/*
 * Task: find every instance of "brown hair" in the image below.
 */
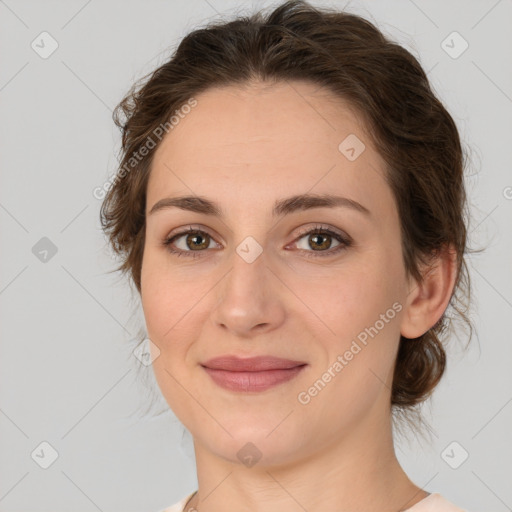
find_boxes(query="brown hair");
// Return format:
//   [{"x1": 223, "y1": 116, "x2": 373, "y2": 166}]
[{"x1": 100, "y1": 0, "x2": 478, "y2": 429}]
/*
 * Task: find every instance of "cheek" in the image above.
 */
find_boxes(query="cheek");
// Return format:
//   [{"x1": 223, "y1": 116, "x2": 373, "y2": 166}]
[
  {"x1": 140, "y1": 269, "x2": 169, "y2": 339},
  {"x1": 141, "y1": 248, "x2": 183, "y2": 327},
  {"x1": 140, "y1": 252, "x2": 211, "y2": 357},
  {"x1": 299, "y1": 307, "x2": 401, "y2": 438},
  {"x1": 296, "y1": 255, "x2": 403, "y2": 390},
  {"x1": 141, "y1": 253, "x2": 183, "y2": 352},
  {"x1": 291, "y1": 258, "x2": 397, "y2": 343},
  {"x1": 141, "y1": 259, "x2": 197, "y2": 414}
]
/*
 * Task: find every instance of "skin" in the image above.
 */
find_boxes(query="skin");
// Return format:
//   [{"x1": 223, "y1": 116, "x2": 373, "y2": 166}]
[{"x1": 140, "y1": 80, "x2": 457, "y2": 512}]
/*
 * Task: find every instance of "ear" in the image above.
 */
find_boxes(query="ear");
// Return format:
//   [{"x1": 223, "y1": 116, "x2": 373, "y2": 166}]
[{"x1": 400, "y1": 244, "x2": 458, "y2": 339}]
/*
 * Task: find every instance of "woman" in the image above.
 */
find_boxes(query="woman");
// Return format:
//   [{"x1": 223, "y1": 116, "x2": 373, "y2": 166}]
[{"x1": 100, "y1": 1, "x2": 474, "y2": 510}]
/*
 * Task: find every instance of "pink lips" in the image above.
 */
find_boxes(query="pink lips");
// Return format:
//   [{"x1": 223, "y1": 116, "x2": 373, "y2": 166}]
[{"x1": 201, "y1": 355, "x2": 307, "y2": 392}]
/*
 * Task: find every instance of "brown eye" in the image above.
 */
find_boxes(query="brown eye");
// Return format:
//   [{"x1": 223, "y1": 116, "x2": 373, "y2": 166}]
[
  {"x1": 162, "y1": 224, "x2": 351, "y2": 259},
  {"x1": 303, "y1": 232, "x2": 335, "y2": 251},
  {"x1": 163, "y1": 228, "x2": 218, "y2": 258},
  {"x1": 293, "y1": 226, "x2": 351, "y2": 258},
  {"x1": 183, "y1": 231, "x2": 210, "y2": 250}
]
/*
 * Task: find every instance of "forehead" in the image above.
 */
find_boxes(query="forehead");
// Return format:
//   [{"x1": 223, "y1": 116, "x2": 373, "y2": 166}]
[
  {"x1": 147, "y1": 81, "x2": 393, "y2": 220},
  {"x1": 155, "y1": 80, "x2": 371, "y2": 163}
]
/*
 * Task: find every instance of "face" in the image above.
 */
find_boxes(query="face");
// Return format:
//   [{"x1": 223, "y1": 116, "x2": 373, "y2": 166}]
[{"x1": 141, "y1": 80, "x2": 412, "y2": 466}]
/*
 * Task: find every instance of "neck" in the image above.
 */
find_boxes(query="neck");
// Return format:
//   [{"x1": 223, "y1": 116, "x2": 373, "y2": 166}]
[{"x1": 185, "y1": 403, "x2": 428, "y2": 512}]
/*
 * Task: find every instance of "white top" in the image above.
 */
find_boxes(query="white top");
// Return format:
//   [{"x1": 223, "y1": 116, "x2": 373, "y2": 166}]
[{"x1": 158, "y1": 491, "x2": 469, "y2": 512}]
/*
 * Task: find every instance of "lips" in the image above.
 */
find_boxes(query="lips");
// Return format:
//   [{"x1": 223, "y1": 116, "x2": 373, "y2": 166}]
[
  {"x1": 201, "y1": 355, "x2": 307, "y2": 392},
  {"x1": 202, "y1": 355, "x2": 306, "y2": 372}
]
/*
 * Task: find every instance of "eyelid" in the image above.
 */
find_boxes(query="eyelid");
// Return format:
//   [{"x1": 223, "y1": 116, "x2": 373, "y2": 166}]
[
  {"x1": 164, "y1": 223, "x2": 348, "y2": 243},
  {"x1": 163, "y1": 223, "x2": 352, "y2": 257},
  {"x1": 165, "y1": 224, "x2": 222, "y2": 244},
  {"x1": 291, "y1": 223, "x2": 351, "y2": 245},
  {"x1": 163, "y1": 224, "x2": 222, "y2": 255}
]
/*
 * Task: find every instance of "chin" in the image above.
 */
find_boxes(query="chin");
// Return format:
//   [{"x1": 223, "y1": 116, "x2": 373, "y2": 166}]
[{"x1": 195, "y1": 421, "x2": 308, "y2": 470}]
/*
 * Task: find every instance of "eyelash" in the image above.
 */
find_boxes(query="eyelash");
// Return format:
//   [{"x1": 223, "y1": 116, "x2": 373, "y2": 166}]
[{"x1": 162, "y1": 224, "x2": 352, "y2": 260}]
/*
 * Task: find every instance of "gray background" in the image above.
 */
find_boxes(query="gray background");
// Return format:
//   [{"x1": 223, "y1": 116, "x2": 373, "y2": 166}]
[{"x1": 1, "y1": 1, "x2": 511, "y2": 511}]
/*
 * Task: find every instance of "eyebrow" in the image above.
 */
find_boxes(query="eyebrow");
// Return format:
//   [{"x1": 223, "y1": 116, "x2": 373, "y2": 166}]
[{"x1": 148, "y1": 193, "x2": 371, "y2": 218}]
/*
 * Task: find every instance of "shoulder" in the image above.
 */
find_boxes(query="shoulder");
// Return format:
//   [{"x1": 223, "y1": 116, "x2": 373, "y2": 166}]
[
  {"x1": 406, "y1": 492, "x2": 469, "y2": 512},
  {"x1": 157, "y1": 491, "x2": 197, "y2": 512}
]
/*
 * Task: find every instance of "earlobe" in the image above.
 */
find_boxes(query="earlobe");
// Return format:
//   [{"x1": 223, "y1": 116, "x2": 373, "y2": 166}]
[{"x1": 400, "y1": 244, "x2": 458, "y2": 339}]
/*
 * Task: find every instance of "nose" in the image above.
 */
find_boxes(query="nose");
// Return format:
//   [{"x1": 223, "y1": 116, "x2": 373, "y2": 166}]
[{"x1": 210, "y1": 246, "x2": 286, "y2": 338}]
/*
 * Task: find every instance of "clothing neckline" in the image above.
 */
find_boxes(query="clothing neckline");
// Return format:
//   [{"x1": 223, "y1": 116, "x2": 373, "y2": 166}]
[
  {"x1": 178, "y1": 490, "x2": 436, "y2": 512},
  {"x1": 403, "y1": 491, "x2": 433, "y2": 511}
]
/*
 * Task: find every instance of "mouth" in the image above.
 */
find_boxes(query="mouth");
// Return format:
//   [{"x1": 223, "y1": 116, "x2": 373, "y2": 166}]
[{"x1": 201, "y1": 355, "x2": 307, "y2": 392}]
